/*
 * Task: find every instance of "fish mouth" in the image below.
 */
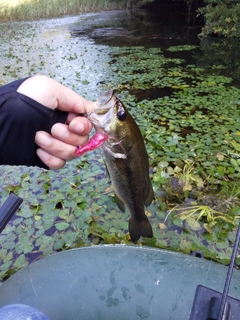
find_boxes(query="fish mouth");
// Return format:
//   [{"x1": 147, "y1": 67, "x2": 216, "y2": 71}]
[
  {"x1": 87, "y1": 96, "x2": 117, "y2": 132},
  {"x1": 87, "y1": 111, "x2": 105, "y2": 132},
  {"x1": 79, "y1": 90, "x2": 114, "y2": 122},
  {"x1": 79, "y1": 91, "x2": 127, "y2": 159},
  {"x1": 95, "y1": 90, "x2": 114, "y2": 108},
  {"x1": 79, "y1": 110, "x2": 106, "y2": 131}
]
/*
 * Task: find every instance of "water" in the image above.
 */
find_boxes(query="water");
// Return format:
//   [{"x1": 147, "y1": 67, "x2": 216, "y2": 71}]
[
  {"x1": 70, "y1": 8, "x2": 201, "y2": 49},
  {"x1": 0, "y1": 6, "x2": 239, "y2": 279}
]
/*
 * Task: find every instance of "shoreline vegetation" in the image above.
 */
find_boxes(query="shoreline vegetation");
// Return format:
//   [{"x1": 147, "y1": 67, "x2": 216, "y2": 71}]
[{"x1": 0, "y1": 0, "x2": 128, "y2": 21}]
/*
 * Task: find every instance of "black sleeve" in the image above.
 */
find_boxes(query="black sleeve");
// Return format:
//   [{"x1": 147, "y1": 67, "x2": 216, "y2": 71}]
[{"x1": 0, "y1": 78, "x2": 68, "y2": 169}]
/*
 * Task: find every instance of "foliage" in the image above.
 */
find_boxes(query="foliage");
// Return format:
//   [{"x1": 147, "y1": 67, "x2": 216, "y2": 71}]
[
  {"x1": 0, "y1": 0, "x2": 126, "y2": 21},
  {"x1": 198, "y1": 0, "x2": 240, "y2": 38},
  {"x1": 195, "y1": 36, "x2": 240, "y2": 83},
  {"x1": 166, "y1": 203, "x2": 240, "y2": 234},
  {"x1": 0, "y1": 13, "x2": 240, "y2": 280},
  {"x1": 0, "y1": 0, "x2": 155, "y2": 21}
]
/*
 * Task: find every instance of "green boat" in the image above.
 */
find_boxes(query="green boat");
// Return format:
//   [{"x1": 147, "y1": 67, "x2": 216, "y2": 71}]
[{"x1": 0, "y1": 244, "x2": 240, "y2": 319}]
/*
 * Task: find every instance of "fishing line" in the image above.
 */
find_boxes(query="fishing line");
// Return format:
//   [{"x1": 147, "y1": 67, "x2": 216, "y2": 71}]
[
  {"x1": 207, "y1": 216, "x2": 238, "y2": 319},
  {"x1": 206, "y1": 218, "x2": 225, "y2": 278},
  {"x1": 218, "y1": 220, "x2": 240, "y2": 320},
  {"x1": 189, "y1": 213, "x2": 240, "y2": 320},
  {"x1": 194, "y1": 218, "x2": 226, "y2": 314}
]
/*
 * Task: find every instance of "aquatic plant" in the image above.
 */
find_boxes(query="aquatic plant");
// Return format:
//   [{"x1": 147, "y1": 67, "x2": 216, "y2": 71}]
[
  {"x1": 166, "y1": 203, "x2": 239, "y2": 234},
  {"x1": 0, "y1": 17, "x2": 240, "y2": 280}
]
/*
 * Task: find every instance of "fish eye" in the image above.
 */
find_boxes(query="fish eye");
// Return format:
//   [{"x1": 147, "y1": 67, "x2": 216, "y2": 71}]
[{"x1": 117, "y1": 109, "x2": 126, "y2": 121}]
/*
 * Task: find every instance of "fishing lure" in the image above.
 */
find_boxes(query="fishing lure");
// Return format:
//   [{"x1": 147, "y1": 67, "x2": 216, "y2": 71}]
[{"x1": 74, "y1": 132, "x2": 108, "y2": 156}]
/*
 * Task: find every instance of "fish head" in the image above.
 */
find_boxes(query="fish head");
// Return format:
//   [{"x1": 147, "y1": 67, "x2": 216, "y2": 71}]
[
  {"x1": 88, "y1": 91, "x2": 133, "y2": 159},
  {"x1": 88, "y1": 91, "x2": 128, "y2": 136}
]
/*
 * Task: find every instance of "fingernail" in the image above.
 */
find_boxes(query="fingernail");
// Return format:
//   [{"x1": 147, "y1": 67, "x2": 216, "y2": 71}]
[
  {"x1": 69, "y1": 120, "x2": 85, "y2": 134},
  {"x1": 35, "y1": 132, "x2": 51, "y2": 147},
  {"x1": 52, "y1": 124, "x2": 69, "y2": 139},
  {"x1": 86, "y1": 101, "x2": 96, "y2": 112},
  {"x1": 36, "y1": 148, "x2": 50, "y2": 162}
]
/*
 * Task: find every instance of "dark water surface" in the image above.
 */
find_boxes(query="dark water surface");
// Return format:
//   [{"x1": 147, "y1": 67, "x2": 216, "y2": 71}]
[
  {"x1": 69, "y1": 7, "x2": 240, "y2": 88},
  {"x1": 68, "y1": 7, "x2": 202, "y2": 104},
  {"x1": 70, "y1": 6, "x2": 201, "y2": 46}
]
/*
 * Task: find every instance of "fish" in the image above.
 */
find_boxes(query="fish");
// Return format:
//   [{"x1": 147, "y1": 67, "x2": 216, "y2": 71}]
[{"x1": 75, "y1": 91, "x2": 154, "y2": 242}]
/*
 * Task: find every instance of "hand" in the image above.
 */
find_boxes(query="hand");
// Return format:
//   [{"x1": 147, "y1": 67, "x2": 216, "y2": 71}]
[{"x1": 17, "y1": 75, "x2": 95, "y2": 169}]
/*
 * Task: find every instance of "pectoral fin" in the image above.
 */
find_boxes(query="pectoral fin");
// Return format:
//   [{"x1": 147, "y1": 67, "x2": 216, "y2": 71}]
[
  {"x1": 114, "y1": 193, "x2": 125, "y2": 212},
  {"x1": 144, "y1": 184, "x2": 154, "y2": 207}
]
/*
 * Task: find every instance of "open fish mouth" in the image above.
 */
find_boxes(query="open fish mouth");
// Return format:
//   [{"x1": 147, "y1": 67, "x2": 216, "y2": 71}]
[
  {"x1": 75, "y1": 91, "x2": 127, "y2": 159},
  {"x1": 101, "y1": 136, "x2": 127, "y2": 159},
  {"x1": 78, "y1": 90, "x2": 114, "y2": 126},
  {"x1": 94, "y1": 90, "x2": 114, "y2": 108}
]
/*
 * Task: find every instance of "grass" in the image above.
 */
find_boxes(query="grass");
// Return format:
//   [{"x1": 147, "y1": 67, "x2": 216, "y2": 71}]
[
  {"x1": 0, "y1": 0, "x2": 127, "y2": 21},
  {"x1": 166, "y1": 204, "x2": 240, "y2": 233}
]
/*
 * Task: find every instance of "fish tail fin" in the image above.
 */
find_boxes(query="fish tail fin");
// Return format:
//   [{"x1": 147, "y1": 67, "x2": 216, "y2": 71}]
[{"x1": 129, "y1": 215, "x2": 153, "y2": 242}]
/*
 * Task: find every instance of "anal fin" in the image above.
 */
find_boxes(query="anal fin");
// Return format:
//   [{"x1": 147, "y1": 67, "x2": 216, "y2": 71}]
[
  {"x1": 114, "y1": 193, "x2": 125, "y2": 212},
  {"x1": 144, "y1": 184, "x2": 154, "y2": 207}
]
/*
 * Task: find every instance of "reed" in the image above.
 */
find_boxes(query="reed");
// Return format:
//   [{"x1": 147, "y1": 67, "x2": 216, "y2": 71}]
[{"x1": 0, "y1": 0, "x2": 128, "y2": 21}]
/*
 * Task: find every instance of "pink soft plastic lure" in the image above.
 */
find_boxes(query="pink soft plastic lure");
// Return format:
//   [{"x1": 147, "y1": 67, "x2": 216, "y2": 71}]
[{"x1": 74, "y1": 132, "x2": 109, "y2": 157}]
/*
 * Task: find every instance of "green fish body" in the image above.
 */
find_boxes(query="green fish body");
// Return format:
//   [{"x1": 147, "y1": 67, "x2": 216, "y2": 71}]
[{"x1": 89, "y1": 91, "x2": 154, "y2": 242}]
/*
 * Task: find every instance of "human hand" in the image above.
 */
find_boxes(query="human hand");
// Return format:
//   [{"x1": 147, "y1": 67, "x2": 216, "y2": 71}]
[
  {"x1": 17, "y1": 75, "x2": 95, "y2": 169},
  {"x1": 35, "y1": 115, "x2": 93, "y2": 170}
]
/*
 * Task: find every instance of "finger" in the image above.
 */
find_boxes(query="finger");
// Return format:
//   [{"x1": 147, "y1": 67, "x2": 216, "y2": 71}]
[
  {"x1": 68, "y1": 116, "x2": 93, "y2": 135},
  {"x1": 35, "y1": 131, "x2": 80, "y2": 161},
  {"x1": 57, "y1": 92, "x2": 95, "y2": 114},
  {"x1": 36, "y1": 149, "x2": 66, "y2": 170},
  {"x1": 17, "y1": 75, "x2": 96, "y2": 113},
  {"x1": 51, "y1": 123, "x2": 90, "y2": 145},
  {"x1": 82, "y1": 100, "x2": 96, "y2": 114}
]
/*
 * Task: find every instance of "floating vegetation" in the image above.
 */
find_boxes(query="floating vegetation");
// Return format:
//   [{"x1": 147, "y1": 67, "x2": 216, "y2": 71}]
[
  {"x1": 166, "y1": 204, "x2": 240, "y2": 234},
  {"x1": 0, "y1": 14, "x2": 240, "y2": 280},
  {"x1": 167, "y1": 45, "x2": 199, "y2": 52}
]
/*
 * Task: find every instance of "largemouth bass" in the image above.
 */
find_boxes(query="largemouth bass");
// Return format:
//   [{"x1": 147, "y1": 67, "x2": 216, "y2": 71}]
[{"x1": 75, "y1": 91, "x2": 154, "y2": 242}]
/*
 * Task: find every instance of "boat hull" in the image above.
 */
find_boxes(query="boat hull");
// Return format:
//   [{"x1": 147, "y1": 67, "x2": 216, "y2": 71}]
[{"x1": 0, "y1": 245, "x2": 239, "y2": 319}]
